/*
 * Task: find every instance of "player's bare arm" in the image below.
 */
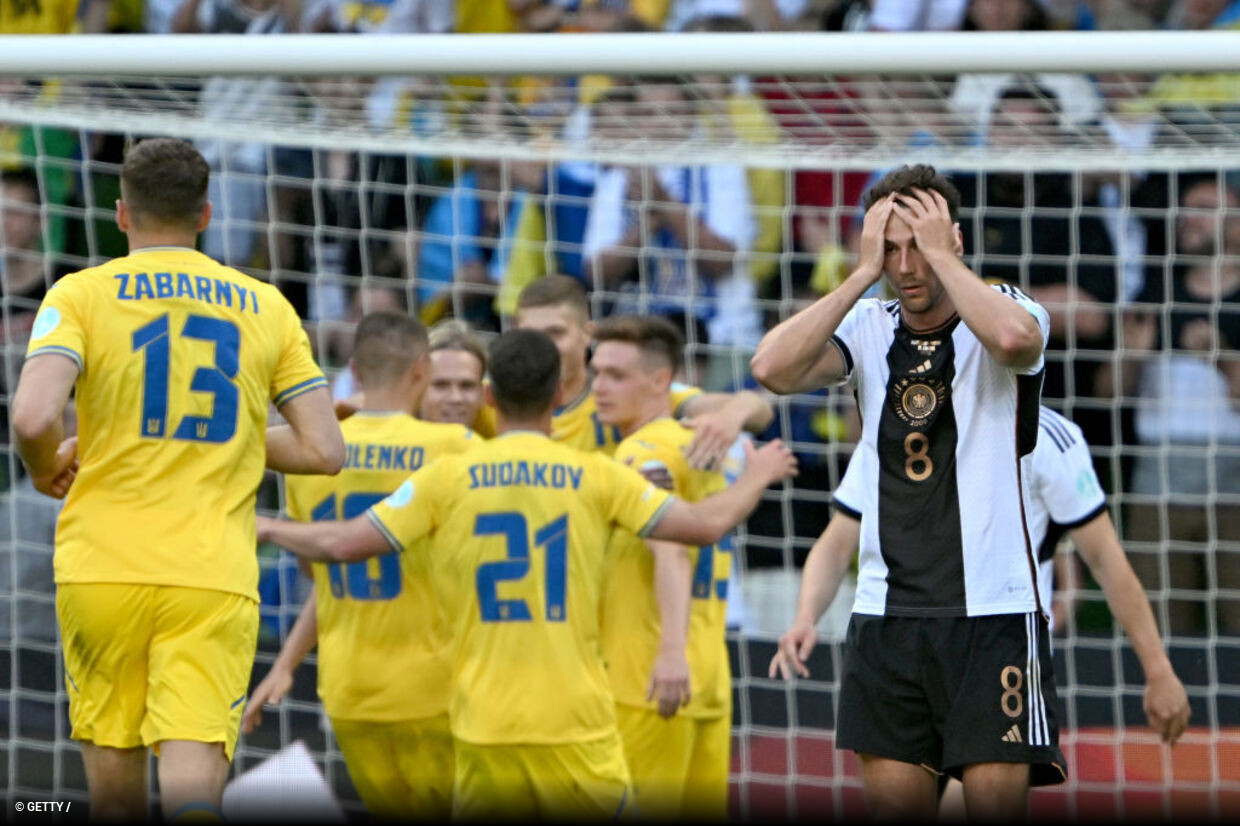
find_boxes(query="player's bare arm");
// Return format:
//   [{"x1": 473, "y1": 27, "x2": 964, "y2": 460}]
[
  {"x1": 242, "y1": 588, "x2": 319, "y2": 734},
  {"x1": 1069, "y1": 513, "x2": 1191, "y2": 745},
  {"x1": 647, "y1": 539, "x2": 692, "y2": 718},
  {"x1": 679, "y1": 390, "x2": 774, "y2": 470},
  {"x1": 751, "y1": 198, "x2": 894, "y2": 394},
  {"x1": 771, "y1": 510, "x2": 860, "y2": 680},
  {"x1": 257, "y1": 513, "x2": 390, "y2": 563},
  {"x1": 12, "y1": 353, "x2": 80, "y2": 499},
  {"x1": 892, "y1": 188, "x2": 1043, "y2": 369},
  {"x1": 649, "y1": 439, "x2": 796, "y2": 546},
  {"x1": 266, "y1": 387, "x2": 346, "y2": 475}
]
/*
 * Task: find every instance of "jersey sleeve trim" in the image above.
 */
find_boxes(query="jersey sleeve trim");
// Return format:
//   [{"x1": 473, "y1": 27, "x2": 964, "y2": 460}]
[
  {"x1": 833, "y1": 498, "x2": 862, "y2": 520},
  {"x1": 274, "y1": 376, "x2": 329, "y2": 408},
  {"x1": 636, "y1": 497, "x2": 675, "y2": 539},
  {"x1": 26, "y1": 345, "x2": 84, "y2": 372},
  {"x1": 364, "y1": 509, "x2": 404, "y2": 553},
  {"x1": 1055, "y1": 501, "x2": 1108, "y2": 533},
  {"x1": 829, "y1": 335, "x2": 854, "y2": 377}
]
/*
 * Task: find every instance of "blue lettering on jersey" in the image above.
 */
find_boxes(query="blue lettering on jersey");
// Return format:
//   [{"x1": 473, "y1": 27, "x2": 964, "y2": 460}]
[
  {"x1": 343, "y1": 442, "x2": 426, "y2": 471},
  {"x1": 214, "y1": 279, "x2": 232, "y2": 307},
  {"x1": 133, "y1": 273, "x2": 155, "y2": 300},
  {"x1": 154, "y1": 272, "x2": 173, "y2": 298},
  {"x1": 113, "y1": 271, "x2": 259, "y2": 315},
  {"x1": 468, "y1": 461, "x2": 583, "y2": 490}
]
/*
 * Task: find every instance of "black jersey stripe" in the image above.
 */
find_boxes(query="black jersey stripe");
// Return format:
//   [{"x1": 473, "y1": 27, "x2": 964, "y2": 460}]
[{"x1": 1038, "y1": 421, "x2": 1068, "y2": 453}]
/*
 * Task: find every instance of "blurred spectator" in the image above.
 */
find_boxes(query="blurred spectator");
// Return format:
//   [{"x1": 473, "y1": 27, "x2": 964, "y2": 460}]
[
  {"x1": 1105, "y1": 173, "x2": 1240, "y2": 637},
  {"x1": 0, "y1": 0, "x2": 113, "y2": 32},
  {"x1": 582, "y1": 80, "x2": 759, "y2": 355},
  {"x1": 1144, "y1": 0, "x2": 1240, "y2": 134},
  {"x1": 652, "y1": 0, "x2": 811, "y2": 30},
  {"x1": 416, "y1": 159, "x2": 524, "y2": 332},
  {"x1": 175, "y1": 0, "x2": 298, "y2": 268},
  {"x1": 686, "y1": 15, "x2": 786, "y2": 291},
  {"x1": 868, "y1": 0, "x2": 967, "y2": 30},
  {"x1": 956, "y1": 85, "x2": 1120, "y2": 462},
  {"x1": 951, "y1": 0, "x2": 1103, "y2": 134},
  {"x1": 1162, "y1": 0, "x2": 1240, "y2": 29}
]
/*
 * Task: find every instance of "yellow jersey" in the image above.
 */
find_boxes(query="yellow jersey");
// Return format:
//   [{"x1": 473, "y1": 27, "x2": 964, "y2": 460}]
[
  {"x1": 367, "y1": 431, "x2": 673, "y2": 745},
  {"x1": 0, "y1": 0, "x2": 79, "y2": 33},
  {"x1": 27, "y1": 247, "x2": 326, "y2": 600},
  {"x1": 284, "y1": 412, "x2": 475, "y2": 722},
  {"x1": 474, "y1": 381, "x2": 702, "y2": 453},
  {"x1": 601, "y1": 418, "x2": 733, "y2": 719}
]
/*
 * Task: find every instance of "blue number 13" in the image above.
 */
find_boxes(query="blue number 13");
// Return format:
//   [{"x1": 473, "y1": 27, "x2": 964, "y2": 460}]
[
  {"x1": 131, "y1": 313, "x2": 240, "y2": 443},
  {"x1": 474, "y1": 512, "x2": 568, "y2": 622}
]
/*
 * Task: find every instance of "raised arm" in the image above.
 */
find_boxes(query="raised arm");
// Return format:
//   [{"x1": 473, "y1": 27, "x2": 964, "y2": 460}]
[
  {"x1": 770, "y1": 510, "x2": 861, "y2": 679},
  {"x1": 267, "y1": 387, "x2": 346, "y2": 475},
  {"x1": 257, "y1": 513, "x2": 390, "y2": 563},
  {"x1": 13, "y1": 354, "x2": 80, "y2": 499},
  {"x1": 750, "y1": 199, "x2": 893, "y2": 394},
  {"x1": 647, "y1": 439, "x2": 797, "y2": 546},
  {"x1": 892, "y1": 188, "x2": 1043, "y2": 369},
  {"x1": 679, "y1": 390, "x2": 774, "y2": 471},
  {"x1": 1069, "y1": 512, "x2": 1190, "y2": 745}
]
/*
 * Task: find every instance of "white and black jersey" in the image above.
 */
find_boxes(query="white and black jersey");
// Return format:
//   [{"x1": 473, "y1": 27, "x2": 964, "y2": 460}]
[
  {"x1": 830, "y1": 285, "x2": 1051, "y2": 618},
  {"x1": 1029, "y1": 407, "x2": 1108, "y2": 630},
  {"x1": 836, "y1": 405, "x2": 1108, "y2": 629}
]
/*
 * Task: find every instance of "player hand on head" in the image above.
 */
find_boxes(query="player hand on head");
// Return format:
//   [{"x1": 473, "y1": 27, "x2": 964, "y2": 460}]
[
  {"x1": 241, "y1": 663, "x2": 295, "y2": 734},
  {"x1": 1144, "y1": 667, "x2": 1191, "y2": 746},
  {"x1": 743, "y1": 439, "x2": 798, "y2": 485},
  {"x1": 889, "y1": 187, "x2": 957, "y2": 259},
  {"x1": 31, "y1": 436, "x2": 78, "y2": 500},
  {"x1": 769, "y1": 617, "x2": 817, "y2": 680},
  {"x1": 857, "y1": 194, "x2": 896, "y2": 285},
  {"x1": 648, "y1": 646, "x2": 692, "y2": 719}
]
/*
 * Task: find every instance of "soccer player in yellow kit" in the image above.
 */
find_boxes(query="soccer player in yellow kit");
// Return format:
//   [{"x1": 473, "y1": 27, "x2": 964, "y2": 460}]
[
  {"x1": 256, "y1": 329, "x2": 797, "y2": 820},
  {"x1": 593, "y1": 316, "x2": 736, "y2": 819},
  {"x1": 243, "y1": 312, "x2": 475, "y2": 819},
  {"x1": 509, "y1": 275, "x2": 772, "y2": 463},
  {"x1": 11, "y1": 138, "x2": 344, "y2": 822}
]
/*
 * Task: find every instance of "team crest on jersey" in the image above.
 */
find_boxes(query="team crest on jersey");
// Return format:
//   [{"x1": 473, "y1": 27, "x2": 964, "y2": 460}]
[
  {"x1": 384, "y1": 479, "x2": 414, "y2": 508},
  {"x1": 31, "y1": 307, "x2": 60, "y2": 340},
  {"x1": 891, "y1": 376, "x2": 947, "y2": 427}
]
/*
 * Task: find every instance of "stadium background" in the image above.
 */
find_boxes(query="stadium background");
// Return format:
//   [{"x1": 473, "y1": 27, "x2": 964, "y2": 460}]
[{"x1": 3, "y1": 0, "x2": 1240, "y2": 819}]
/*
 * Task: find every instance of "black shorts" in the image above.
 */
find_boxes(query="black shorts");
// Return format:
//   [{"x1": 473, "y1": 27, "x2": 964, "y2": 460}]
[{"x1": 836, "y1": 612, "x2": 1067, "y2": 787}]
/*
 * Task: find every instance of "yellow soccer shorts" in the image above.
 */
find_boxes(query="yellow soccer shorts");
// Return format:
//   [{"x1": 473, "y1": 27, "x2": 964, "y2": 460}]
[
  {"x1": 452, "y1": 731, "x2": 635, "y2": 822},
  {"x1": 57, "y1": 583, "x2": 258, "y2": 761},
  {"x1": 615, "y1": 703, "x2": 731, "y2": 820},
  {"x1": 330, "y1": 713, "x2": 454, "y2": 821}
]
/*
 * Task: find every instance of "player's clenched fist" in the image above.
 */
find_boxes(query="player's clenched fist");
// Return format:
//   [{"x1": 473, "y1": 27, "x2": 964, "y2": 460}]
[
  {"x1": 31, "y1": 437, "x2": 78, "y2": 500},
  {"x1": 743, "y1": 439, "x2": 798, "y2": 485}
]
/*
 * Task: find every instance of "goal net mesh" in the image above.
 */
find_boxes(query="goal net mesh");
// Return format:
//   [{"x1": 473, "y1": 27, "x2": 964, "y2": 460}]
[{"x1": 2, "y1": 63, "x2": 1238, "y2": 818}]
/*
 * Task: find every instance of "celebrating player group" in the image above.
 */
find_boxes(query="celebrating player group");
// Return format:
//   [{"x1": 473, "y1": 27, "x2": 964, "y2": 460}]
[{"x1": 14, "y1": 139, "x2": 1188, "y2": 822}]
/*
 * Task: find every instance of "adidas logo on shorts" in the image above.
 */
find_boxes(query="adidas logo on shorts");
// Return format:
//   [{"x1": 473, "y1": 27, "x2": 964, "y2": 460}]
[{"x1": 1001, "y1": 725, "x2": 1023, "y2": 744}]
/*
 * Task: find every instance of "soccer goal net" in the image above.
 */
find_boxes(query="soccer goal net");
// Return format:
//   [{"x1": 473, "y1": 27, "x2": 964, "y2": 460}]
[{"x1": 1, "y1": 31, "x2": 1238, "y2": 819}]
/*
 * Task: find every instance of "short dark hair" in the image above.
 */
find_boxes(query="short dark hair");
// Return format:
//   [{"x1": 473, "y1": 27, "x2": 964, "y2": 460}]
[
  {"x1": 121, "y1": 138, "x2": 209, "y2": 229},
  {"x1": 516, "y1": 275, "x2": 590, "y2": 322},
  {"x1": 351, "y1": 312, "x2": 428, "y2": 387},
  {"x1": 488, "y1": 329, "x2": 561, "y2": 420},
  {"x1": 864, "y1": 164, "x2": 962, "y2": 224},
  {"x1": 592, "y1": 315, "x2": 684, "y2": 373}
]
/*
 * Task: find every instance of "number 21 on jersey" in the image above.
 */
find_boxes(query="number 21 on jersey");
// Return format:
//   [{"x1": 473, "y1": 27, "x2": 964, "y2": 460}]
[{"x1": 473, "y1": 512, "x2": 569, "y2": 622}]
